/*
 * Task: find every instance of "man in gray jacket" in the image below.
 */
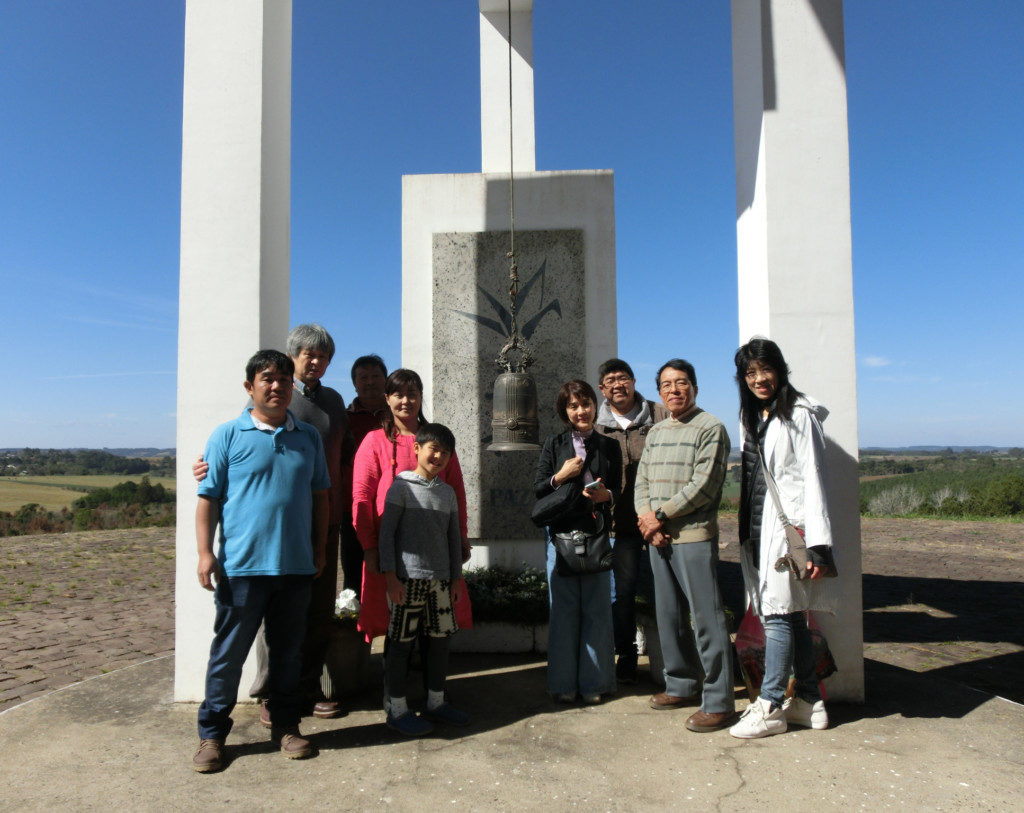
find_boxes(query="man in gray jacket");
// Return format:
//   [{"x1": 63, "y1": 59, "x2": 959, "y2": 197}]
[{"x1": 594, "y1": 358, "x2": 668, "y2": 684}]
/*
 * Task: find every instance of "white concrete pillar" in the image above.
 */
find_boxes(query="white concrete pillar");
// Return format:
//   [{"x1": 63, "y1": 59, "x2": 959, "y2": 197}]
[
  {"x1": 175, "y1": 0, "x2": 292, "y2": 702},
  {"x1": 731, "y1": 0, "x2": 864, "y2": 701},
  {"x1": 479, "y1": 0, "x2": 535, "y2": 172}
]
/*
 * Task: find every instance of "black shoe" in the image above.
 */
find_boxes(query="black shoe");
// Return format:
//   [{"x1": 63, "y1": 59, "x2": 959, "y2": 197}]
[{"x1": 616, "y1": 655, "x2": 638, "y2": 685}]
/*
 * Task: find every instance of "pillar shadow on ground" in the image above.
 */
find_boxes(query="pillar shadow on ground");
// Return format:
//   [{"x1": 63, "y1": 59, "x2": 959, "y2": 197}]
[
  {"x1": 862, "y1": 572, "x2": 1024, "y2": 704},
  {"x1": 717, "y1": 557, "x2": 1024, "y2": 714}
]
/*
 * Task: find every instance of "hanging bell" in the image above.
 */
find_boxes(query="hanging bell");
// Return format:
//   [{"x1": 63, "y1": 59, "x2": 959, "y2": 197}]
[{"x1": 487, "y1": 371, "x2": 541, "y2": 451}]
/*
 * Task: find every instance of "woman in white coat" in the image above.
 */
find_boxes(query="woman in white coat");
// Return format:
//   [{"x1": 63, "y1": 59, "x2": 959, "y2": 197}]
[{"x1": 729, "y1": 338, "x2": 839, "y2": 739}]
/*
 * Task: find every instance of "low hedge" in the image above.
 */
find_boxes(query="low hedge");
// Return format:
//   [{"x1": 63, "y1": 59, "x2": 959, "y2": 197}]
[{"x1": 462, "y1": 566, "x2": 549, "y2": 625}]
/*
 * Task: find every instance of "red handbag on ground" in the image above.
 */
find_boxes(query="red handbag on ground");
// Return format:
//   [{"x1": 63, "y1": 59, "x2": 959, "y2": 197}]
[{"x1": 734, "y1": 607, "x2": 837, "y2": 701}]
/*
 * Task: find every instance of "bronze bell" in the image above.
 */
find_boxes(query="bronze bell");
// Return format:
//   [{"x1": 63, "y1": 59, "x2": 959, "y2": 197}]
[{"x1": 487, "y1": 371, "x2": 541, "y2": 451}]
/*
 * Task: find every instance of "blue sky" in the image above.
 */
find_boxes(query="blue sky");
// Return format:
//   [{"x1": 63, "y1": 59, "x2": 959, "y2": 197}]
[{"x1": 1, "y1": 1, "x2": 1021, "y2": 449}]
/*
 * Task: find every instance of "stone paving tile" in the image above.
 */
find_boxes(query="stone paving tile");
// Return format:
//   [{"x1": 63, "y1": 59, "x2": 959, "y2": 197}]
[
  {"x1": 0, "y1": 688, "x2": 25, "y2": 704},
  {"x1": 0, "y1": 527, "x2": 175, "y2": 711}
]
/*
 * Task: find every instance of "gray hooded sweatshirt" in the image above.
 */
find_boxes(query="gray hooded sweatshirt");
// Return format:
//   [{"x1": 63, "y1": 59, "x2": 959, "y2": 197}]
[{"x1": 378, "y1": 471, "x2": 463, "y2": 581}]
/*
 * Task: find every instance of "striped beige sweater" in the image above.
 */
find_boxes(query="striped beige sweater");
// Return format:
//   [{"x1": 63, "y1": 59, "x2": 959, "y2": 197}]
[{"x1": 634, "y1": 408, "x2": 731, "y2": 543}]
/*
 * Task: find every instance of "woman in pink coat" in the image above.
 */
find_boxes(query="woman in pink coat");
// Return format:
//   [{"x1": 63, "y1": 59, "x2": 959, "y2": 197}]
[{"x1": 352, "y1": 368, "x2": 472, "y2": 641}]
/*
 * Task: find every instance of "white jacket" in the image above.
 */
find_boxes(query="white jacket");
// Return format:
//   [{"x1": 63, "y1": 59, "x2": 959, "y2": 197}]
[{"x1": 739, "y1": 396, "x2": 840, "y2": 617}]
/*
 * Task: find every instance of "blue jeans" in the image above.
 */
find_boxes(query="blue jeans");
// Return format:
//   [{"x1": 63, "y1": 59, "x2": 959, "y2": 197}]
[
  {"x1": 760, "y1": 612, "x2": 821, "y2": 708},
  {"x1": 197, "y1": 575, "x2": 312, "y2": 741},
  {"x1": 546, "y1": 531, "x2": 616, "y2": 696},
  {"x1": 610, "y1": 535, "x2": 655, "y2": 659}
]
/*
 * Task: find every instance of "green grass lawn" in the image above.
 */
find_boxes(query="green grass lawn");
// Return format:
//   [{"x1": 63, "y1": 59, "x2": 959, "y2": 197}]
[{"x1": 0, "y1": 475, "x2": 177, "y2": 513}]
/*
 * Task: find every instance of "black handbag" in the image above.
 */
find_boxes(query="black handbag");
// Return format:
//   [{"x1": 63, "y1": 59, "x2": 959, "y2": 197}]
[
  {"x1": 551, "y1": 512, "x2": 613, "y2": 576},
  {"x1": 530, "y1": 480, "x2": 584, "y2": 528}
]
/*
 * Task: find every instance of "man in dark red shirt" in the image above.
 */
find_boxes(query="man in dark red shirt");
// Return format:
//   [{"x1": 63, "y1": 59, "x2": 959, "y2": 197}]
[{"x1": 341, "y1": 354, "x2": 389, "y2": 592}]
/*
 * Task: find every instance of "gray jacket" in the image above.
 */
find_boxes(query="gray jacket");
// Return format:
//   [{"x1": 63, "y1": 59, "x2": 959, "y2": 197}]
[
  {"x1": 378, "y1": 471, "x2": 463, "y2": 581},
  {"x1": 595, "y1": 394, "x2": 669, "y2": 537}
]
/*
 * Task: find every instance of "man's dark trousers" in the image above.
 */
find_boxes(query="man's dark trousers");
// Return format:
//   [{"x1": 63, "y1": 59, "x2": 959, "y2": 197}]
[
  {"x1": 611, "y1": 534, "x2": 655, "y2": 659},
  {"x1": 198, "y1": 574, "x2": 312, "y2": 740}
]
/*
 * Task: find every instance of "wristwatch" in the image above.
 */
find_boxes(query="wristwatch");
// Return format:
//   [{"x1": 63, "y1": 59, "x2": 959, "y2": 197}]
[{"x1": 654, "y1": 508, "x2": 668, "y2": 523}]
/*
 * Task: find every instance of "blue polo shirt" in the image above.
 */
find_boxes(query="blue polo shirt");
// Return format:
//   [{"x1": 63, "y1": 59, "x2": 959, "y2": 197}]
[{"x1": 198, "y1": 408, "x2": 331, "y2": 577}]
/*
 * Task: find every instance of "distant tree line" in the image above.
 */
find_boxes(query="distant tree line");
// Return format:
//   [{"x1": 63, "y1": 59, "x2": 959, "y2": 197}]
[
  {"x1": 860, "y1": 457, "x2": 1024, "y2": 518},
  {"x1": 861, "y1": 447, "x2": 1024, "y2": 460},
  {"x1": 859, "y1": 450, "x2": 1024, "y2": 478},
  {"x1": 0, "y1": 448, "x2": 175, "y2": 477},
  {"x1": 0, "y1": 477, "x2": 175, "y2": 537}
]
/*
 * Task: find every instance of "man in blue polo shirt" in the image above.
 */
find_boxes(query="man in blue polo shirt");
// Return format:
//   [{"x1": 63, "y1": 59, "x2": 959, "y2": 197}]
[{"x1": 192, "y1": 349, "x2": 330, "y2": 773}]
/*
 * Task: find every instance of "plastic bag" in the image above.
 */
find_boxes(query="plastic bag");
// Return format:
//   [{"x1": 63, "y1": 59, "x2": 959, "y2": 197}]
[{"x1": 733, "y1": 607, "x2": 836, "y2": 701}]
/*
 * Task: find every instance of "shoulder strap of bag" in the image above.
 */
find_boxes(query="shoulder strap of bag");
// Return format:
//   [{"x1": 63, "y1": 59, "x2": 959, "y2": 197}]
[{"x1": 758, "y1": 444, "x2": 808, "y2": 557}]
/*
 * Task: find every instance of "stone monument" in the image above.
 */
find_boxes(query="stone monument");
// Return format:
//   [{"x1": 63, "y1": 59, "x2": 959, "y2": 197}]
[{"x1": 402, "y1": 1, "x2": 617, "y2": 569}]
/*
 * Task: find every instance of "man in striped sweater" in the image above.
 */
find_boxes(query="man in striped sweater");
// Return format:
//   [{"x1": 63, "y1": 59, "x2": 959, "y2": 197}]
[{"x1": 635, "y1": 359, "x2": 736, "y2": 733}]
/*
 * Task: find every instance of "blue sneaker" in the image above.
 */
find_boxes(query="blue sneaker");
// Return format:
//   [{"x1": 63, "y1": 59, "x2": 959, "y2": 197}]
[
  {"x1": 386, "y1": 711, "x2": 434, "y2": 737},
  {"x1": 423, "y1": 702, "x2": 471, "y2": 727}
]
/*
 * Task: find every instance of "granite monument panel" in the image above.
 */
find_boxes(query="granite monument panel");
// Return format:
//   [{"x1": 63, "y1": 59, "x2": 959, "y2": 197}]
[{"x1": 431, "y1": 229, "x2": 585, "y2": 540}]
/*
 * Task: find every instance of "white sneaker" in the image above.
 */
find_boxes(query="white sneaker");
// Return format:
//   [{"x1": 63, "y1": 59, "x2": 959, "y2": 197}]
[
  {"x1": 729, "y1": 696, "x2": 787, "y2": 739},
  {"x1": 783, "y1": 696, "x2": 828, "y2": 730}
]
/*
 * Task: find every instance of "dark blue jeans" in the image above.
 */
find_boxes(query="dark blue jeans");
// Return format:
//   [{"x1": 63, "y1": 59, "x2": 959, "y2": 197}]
[
  {"x1": 197, "y1": 575, "x2": 312, "y2": 741},
  {"x1": 610, "y1": 535, "x2": 655, "y2": 659}
]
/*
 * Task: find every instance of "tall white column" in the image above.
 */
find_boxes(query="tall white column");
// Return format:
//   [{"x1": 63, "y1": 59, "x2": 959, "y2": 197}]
[
  {"x1": 731, "y1": 0, "x2": 863, "y2": 701},
  {"x1": 175, "y1": 0, "x2": 292, "y2": 701},
  {"x1": 479, "y1": 0, "x2": 535, "y2": 172}
]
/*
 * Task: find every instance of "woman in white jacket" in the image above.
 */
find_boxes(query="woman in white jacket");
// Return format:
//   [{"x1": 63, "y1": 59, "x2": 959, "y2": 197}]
[{"x1": 729, "y1": 338, "x2": 839, "y2": 739}]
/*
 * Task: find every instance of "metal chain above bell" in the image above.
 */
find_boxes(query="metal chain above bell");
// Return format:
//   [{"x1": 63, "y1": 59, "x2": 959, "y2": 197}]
[{"x1": 487, "y1": 0, "x2": 541, "y2": 452}]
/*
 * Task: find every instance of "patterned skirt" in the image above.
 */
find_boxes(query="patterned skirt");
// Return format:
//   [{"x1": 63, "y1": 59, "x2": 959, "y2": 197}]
[{"x1": 386, "y1": 578, "x2": 457, "y2": 642}]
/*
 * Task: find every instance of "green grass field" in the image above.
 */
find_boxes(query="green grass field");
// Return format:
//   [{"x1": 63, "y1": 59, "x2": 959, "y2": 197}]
[
  {"x1": 0, "y1": 475, "x2": 177, "y2": 513},
  {"x1": 721, "y1": 480, "x2": 741, "y2": 501}
]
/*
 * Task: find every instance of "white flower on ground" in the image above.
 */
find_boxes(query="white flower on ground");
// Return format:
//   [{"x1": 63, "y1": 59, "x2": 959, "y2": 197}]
[{"x1": 335, "y1": 588, "x2": 361, "y2": 616}]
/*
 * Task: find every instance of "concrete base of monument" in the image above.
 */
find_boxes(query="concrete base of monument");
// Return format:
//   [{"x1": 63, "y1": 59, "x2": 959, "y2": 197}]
[
  {"x1": 450, "y1": 621, "x2": 549, "y2": 654},
  {"x1": 465, "y1": 539, "x2": 546, "y2": 571}
]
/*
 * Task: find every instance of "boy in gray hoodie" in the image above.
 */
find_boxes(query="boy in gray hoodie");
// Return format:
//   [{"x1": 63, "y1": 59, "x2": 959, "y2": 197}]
[{"x1": 379, "y1": 423, "x2": 469, "y2": 736}]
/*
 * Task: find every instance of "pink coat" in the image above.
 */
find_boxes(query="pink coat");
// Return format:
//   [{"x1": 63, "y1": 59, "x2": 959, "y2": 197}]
[{"x1": 352, "y1": 429, "x2": 472, "y2": 640}]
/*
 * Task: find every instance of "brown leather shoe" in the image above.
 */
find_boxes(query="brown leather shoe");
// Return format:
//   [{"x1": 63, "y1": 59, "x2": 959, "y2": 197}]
[
  {"x1": 192, "y1": 739, "x2": 224, "y2": 773},
  {"x1": 312, "y1": 700, "x2": 343, "y2": 719},
  {"x1": 272, "y1": 727, "x2": 314, "y2": 759},
  {"x1": 685, "y1": 709, "x2": 739, "y2": 732},
  {"x1": 258, "y1": 699, "x2": 272, "y2": 728},
  {"x1": 648, "y1": 692, "x2": 697, "y2": 710}
]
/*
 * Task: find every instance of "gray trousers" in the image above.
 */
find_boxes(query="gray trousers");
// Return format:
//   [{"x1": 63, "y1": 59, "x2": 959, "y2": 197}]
[{"x1": 648, "y1": 537, "x2": 735, "y2": 714}]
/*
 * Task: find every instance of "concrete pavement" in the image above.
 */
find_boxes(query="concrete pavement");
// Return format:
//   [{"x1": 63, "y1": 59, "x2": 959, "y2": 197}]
[{"x1": 2, "y1": 653, "x2": 1022, "y2": 811}]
